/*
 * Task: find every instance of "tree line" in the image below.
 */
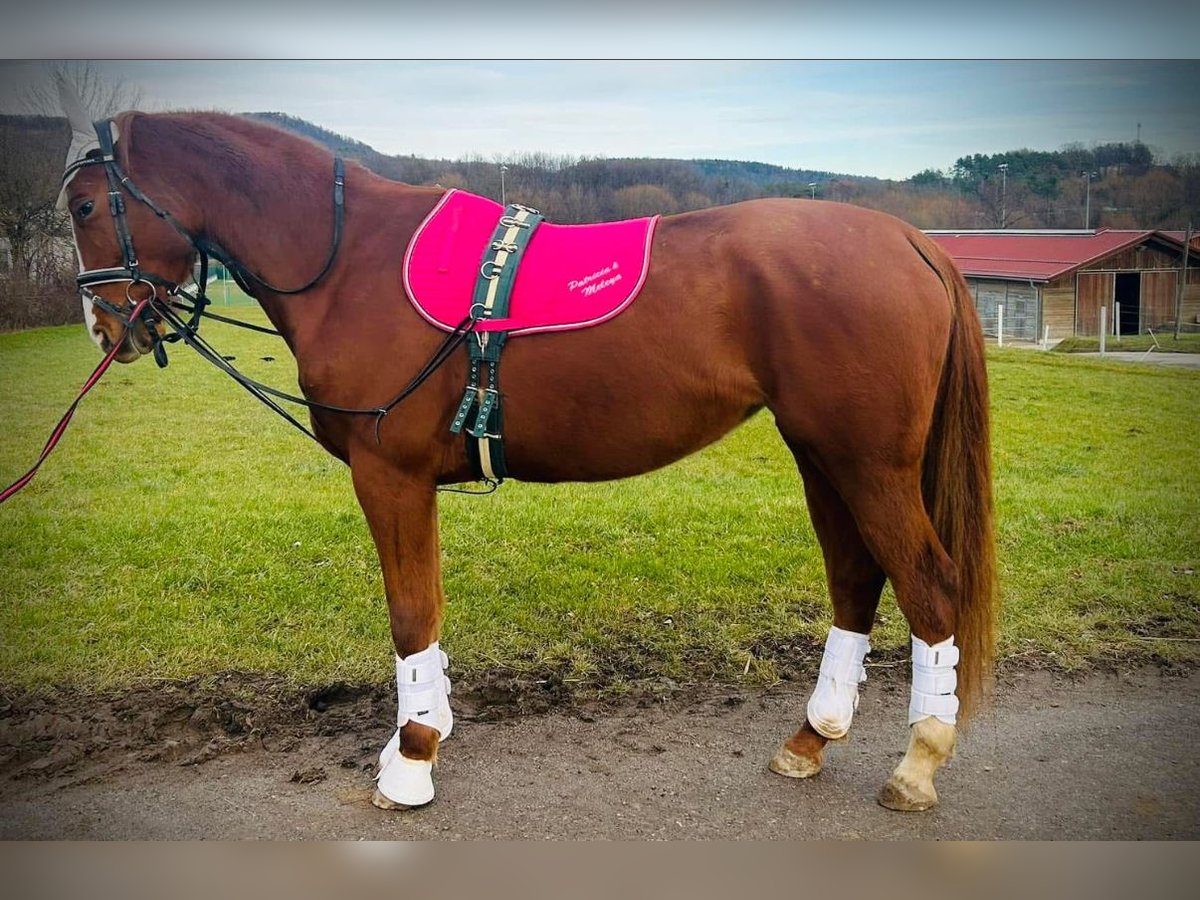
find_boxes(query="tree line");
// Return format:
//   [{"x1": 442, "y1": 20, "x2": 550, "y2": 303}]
[{"x1": 261, "y1": 110, "x2": 1198, "y2": 231}]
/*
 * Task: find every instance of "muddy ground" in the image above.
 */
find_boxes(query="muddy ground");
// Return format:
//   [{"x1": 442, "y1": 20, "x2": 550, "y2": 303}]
[{"x1": 1, "y1": 665, "x2": 1197, "y2": 839}]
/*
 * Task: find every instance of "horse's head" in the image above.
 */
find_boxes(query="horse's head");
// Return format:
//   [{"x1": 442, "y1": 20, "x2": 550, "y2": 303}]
[{"x1": 57, "y1": 81, "x2": 198, "y2": 363}]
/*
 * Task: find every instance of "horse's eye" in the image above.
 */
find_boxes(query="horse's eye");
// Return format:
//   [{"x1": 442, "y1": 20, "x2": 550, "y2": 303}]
[{"x1": 76, "y1": 201, "x2": 95, "y2": 221}]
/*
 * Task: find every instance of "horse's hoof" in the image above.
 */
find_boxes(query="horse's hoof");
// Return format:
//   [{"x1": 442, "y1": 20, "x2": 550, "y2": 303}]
[
  {"x1": 371, "y1": 787, "x2": 431, "y2": 811},
  {"x1": 768, "y1": 744, "x2": 822, "y2": 779},
  {"x1": 878, "y1": 775, "x2": 938, "y2": 812}
]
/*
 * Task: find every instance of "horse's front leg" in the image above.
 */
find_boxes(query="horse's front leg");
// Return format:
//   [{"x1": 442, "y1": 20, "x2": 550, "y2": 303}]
[{"x1": 349, "y1": 455, "x2": 451, "y2": 809}]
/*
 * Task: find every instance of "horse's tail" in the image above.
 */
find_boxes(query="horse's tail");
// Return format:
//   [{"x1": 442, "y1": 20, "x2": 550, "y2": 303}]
[{"x1": 909, "y1": 230, "x2": 998, "y2": 722}]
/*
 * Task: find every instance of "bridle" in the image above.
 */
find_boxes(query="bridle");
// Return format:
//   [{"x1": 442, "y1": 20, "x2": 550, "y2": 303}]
[
  {"x1": 65, "y1": 117, "x2": 347, "y2": 367},
  {"x1": 64, "y1": 118, "x2": 482, "y2": 462}
]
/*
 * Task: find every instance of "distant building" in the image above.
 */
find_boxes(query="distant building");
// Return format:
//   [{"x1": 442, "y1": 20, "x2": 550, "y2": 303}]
[{"x1": 926, "y1": 229, "x2": 1198, "y2": 341}]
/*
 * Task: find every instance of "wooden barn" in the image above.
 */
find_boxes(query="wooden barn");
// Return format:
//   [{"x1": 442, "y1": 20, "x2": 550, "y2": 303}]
[{"x1": 926, "y1": 230, "x2": 1198, "y2": 342}]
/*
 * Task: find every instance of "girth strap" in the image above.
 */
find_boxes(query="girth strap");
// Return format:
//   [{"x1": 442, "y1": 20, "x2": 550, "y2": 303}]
[{"x1": 450, "y1": 203, "x2": 543, "y2": 483}]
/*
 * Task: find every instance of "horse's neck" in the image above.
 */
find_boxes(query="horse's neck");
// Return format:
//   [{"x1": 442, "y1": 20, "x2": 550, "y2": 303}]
[
  {"x1": 145, "y1": 116, "x2": 444, "y2": 365},
  {"x1": 195, "y1": 165, "x2": 338, "y2": 347}
]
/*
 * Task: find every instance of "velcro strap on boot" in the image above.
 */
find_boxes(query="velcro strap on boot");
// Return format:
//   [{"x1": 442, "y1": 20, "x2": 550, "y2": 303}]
[
  {"x1": 912, "y1": 636, "x2": 959, "y2": 670},
  {"x1": 911, "y1": 667, "x2": 958, "y2": 696},
  {"x1": 909, "y1": 634, "x2": 960, "y2": 726},
  {"x1": 819, "y1": 625, "x2": 871, "y2": 683},
  {"x1": 910, "y1": 692, "x2": 960, "y2": 722},
  {"x1": 397, "y1": 644, "x2": 449, "y2": 685}
]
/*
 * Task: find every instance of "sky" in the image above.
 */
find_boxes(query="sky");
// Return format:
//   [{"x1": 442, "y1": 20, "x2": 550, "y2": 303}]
[{"x1": 1, "y1": 6, "x2": 1198, "y2": 182}]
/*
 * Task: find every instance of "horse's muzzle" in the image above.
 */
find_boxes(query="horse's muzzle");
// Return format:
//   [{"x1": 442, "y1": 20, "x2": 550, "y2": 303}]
[{"x1": 97, "y1": 319, "x2": 153, "y2": 363}]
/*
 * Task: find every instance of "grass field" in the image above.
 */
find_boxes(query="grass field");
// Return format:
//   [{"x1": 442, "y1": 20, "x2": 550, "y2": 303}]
[
  {"x1": 1, "y1": 311, "x2": 1198, "y2": 691},
  {"x1": 1054, "y1": 333, "x2": 1200, "y2": 354},
  {"x1": 200, "y1": 277, "x2": 257, "y2": 308}
]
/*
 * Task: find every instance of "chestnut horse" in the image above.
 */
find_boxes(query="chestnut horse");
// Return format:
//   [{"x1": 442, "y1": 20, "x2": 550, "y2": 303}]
[{"x1": 57, "y1": 105, "x2": 995, "y2": 812}]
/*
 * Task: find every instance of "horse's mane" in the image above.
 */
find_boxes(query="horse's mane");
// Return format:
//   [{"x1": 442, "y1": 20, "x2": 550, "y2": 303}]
[{"x1": 117, "y1": 110, "x2": 344, "y2": 227}]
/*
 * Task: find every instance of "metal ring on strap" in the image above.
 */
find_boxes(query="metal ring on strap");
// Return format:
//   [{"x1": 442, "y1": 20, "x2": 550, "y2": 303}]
[
  {"x1": 125, "y1": 281, "x2": 153, "y2": 303},
  {"x1": 480, "y1": 260, "x2": 505, "y2": 280}
]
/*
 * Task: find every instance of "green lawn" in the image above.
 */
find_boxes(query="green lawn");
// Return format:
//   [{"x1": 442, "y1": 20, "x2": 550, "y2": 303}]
[
  {"x1": 201, "y1": 276, "x2": 257, "y2": 308},
  {"x1": 1054, "y1": 333, "x2": 1200, "y2": 354},
  {"x1": 1, "y1": 312, "x2": 1197, "y2": 690}
]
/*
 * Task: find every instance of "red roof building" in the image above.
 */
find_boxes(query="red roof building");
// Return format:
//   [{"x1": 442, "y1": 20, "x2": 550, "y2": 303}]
[
  {"x1": 1161, "y1": 230, "x2": 1200, "y2": 253},
  {"x1": 925, "y1": 229, "x2": 1198, "y2": 341}
]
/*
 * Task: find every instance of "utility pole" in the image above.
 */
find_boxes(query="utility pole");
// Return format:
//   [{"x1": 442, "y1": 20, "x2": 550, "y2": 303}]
[
  {"x1": 997, "y1": 163, "x2": 1009, "y2": 228},
  {"x1": 1176, "y1": 222, "x2": 1192, "y2": 340},
  {"x1": 500, "y1": 164, "x2": 508, "y2": 207},
  {"x1": 1082, "y1": 171, "x2": 1098, "y2": 230}
]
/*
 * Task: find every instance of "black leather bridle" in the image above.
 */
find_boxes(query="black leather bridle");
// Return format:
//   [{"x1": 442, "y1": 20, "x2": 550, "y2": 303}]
[
  {"x1": 64, "y1": 118, "x2": 481, "y2": 462},
  {"x1": 65, "y1": 118, "x2": 346, "y2": 367}
]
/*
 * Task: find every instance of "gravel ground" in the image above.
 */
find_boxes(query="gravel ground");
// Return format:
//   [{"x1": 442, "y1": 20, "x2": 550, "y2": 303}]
[{"x1": 1, "y1": 666, "x2": 1197, "y2": 839}]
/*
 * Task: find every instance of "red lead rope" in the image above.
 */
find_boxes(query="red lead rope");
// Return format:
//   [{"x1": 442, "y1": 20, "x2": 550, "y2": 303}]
[{"x1": 0, "y1": 299, "x2": 148, "y2": 505}]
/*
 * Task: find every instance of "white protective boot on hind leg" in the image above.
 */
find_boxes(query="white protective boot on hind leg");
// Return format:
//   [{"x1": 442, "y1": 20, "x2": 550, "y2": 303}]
[
  {"x1": 806, "y1": 625, "x2": 871, "y2": 739},
  {"x1": 880, "y1": 634, "x2": 960, "y2": 811},
  {"x1": 908, "y1": 634, "x2": 959, "y2": 726},
  {"x1": 376, "y1": 642, "x2": 453, "y2": 807}
]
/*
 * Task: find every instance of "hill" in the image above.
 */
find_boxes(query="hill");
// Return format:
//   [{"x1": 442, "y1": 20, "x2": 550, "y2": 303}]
[
  {"x1": 5, "y1": 109, "x2": 1198, "y2": 256},
  {"x1": 246, "y1": 111, "x2": 1198, "y2": 229},
  {"x1": 244, "y1": 111, "x2": 877, "y2": 222}
]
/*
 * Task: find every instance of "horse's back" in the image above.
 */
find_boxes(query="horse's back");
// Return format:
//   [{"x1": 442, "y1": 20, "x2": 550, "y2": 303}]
[
  {"x1": 652, "y1": 196, "x2": 953, "y2": 373},
  {"x1": 658, "y1": 197, "x2": 952, "y2": 322}
]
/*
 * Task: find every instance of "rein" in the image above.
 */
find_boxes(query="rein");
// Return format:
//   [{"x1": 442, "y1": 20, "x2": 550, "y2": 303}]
[
  {"x1": 2, "y1": 118, "x2": 491, "y2": 504},
  {"x1": 0, "y1": 299, "x2": 148, "y2": 504},
  {"x1": 71, "y1": 118, "x2": 481, "y2": 439}
]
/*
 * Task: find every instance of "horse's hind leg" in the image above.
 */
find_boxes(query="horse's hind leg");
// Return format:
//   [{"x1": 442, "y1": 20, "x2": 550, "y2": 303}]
[
  {"x1": 769, "y1": 451, "x2": 886, "y2": 780},
  {"x1": 349, "y1": 455, "x2": 450, "y2": 810},
  {"x1": 830, "y1": 463, "x2": 961, "y2": 811}
]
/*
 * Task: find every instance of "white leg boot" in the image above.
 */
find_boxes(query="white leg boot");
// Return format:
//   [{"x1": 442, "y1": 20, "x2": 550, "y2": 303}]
[
  {"x1": 806, "y1": 625, "x2": 871, "y2": 739},
  {"x1": 880, "y1": 634, "x2": 959, "y2": 811},
  {"x1": 375, "y1": 642, "x2": 453, "y2": 808}
]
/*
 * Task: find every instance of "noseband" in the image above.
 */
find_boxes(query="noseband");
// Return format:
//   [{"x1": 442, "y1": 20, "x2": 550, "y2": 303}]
[{"x1": 65, "y1": 117, "x2": 345, "y2": 367}]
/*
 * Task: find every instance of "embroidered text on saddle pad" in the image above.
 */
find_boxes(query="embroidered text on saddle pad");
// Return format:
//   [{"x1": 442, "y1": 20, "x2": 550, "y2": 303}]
[{"x1": 403, "y1": 189, "x2": 659, "y2": 336}]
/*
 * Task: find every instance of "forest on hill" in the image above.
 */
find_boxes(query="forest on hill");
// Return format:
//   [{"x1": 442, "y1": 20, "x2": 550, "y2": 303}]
[{"x1": 250, "y1": 111, "x2": 1200, "y2": 231}]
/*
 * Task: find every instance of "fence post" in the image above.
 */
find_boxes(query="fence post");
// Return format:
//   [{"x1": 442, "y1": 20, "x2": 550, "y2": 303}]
[
  {"x1": 997, "y1": 304, "x2": 1004, "y2": 348},
  {"x1": 1114, "y1": 302, "x2": 1121, "y2": 343},
  {"x1": 1100, "y1": 307, "x2": 1107, "y2": 356},
  {"x1": 1043, "y1": 324, "x2": 1050, "y2": 350}
]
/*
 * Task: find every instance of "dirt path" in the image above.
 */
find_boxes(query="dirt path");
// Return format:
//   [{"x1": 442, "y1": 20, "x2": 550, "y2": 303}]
[{"x1": 1, "y1": 667, "x2": 1197, "y2": 839}]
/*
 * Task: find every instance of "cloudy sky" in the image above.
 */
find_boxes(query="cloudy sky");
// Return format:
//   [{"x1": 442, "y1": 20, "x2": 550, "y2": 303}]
[{"x1": 1, "y1": 7, "x2": 1198, "y2": 181}]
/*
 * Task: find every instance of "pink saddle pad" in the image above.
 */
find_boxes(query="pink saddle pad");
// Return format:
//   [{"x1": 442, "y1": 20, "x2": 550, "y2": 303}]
[{"x1": 403, "y1": 189, "x2": 659, "y2": 336}]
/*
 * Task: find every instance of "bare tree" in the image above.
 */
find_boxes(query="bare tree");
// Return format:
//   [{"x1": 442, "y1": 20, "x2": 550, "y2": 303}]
[
  {"x1": 0, "y1": 63, "x2": 143, "y2": 328},
  {"x1": 0, "y1": 117, "x2": 69, "y2": 276},
  {"x1": 20, "y1": 60, "x2": 143, "y2": 120}
]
